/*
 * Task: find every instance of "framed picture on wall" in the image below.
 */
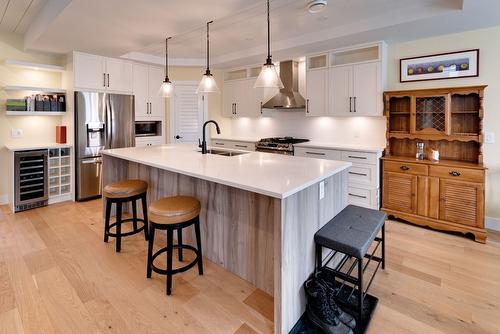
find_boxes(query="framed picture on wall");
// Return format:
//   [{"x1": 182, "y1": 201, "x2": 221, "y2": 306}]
[{"x1": 400, "y1": 49, "x2": 479, "y2": 83}]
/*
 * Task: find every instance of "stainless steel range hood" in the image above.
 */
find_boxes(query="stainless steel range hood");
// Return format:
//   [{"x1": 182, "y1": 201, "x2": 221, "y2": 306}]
[{"x1": 262, "y1": 60, "x2": 306, "y2": 110}]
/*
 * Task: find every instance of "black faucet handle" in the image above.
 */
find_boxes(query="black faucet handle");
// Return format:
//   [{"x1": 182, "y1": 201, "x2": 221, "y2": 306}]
[{"x1": 198, "y1": 138, "x2": 202, "y2": 148}]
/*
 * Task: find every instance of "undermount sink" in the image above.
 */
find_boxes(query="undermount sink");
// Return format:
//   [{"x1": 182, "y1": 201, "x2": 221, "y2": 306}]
[{"x1": 199, "y1": 149, "x2": 249, "y2": 157}]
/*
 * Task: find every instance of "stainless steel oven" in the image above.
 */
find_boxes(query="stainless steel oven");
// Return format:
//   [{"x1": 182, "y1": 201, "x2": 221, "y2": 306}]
[
  {"x1": 135, "y1": 121, "x2": 162, "y2": 137},
  {"x1": 14, "y1": 149, "x2": 48, "y2": 212}
]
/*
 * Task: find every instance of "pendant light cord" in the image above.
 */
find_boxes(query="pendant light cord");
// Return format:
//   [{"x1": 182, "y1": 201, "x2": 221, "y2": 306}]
[
  {"x1": 165, "y1": 36, "x2": 171, "y2": 81},
  {"x1": 206, "y1": 21, "x2": 213, "y2": 75},
  {"x1": 265, "y1": 0, "x2": 272, "y2": 65}
]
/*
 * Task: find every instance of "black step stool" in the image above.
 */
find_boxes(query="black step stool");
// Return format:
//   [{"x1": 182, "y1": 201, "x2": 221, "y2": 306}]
[{"x1": 314, "y1": 205, "x2": 386, "y2": 325}]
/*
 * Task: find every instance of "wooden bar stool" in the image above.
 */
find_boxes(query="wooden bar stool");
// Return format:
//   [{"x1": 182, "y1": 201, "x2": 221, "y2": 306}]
[
  {"x1": 146, "y1": 196, "x2": 203, "y2": 295},
  {"x1": 103, "y1": 179, "x2": 149, "y2": 252}
]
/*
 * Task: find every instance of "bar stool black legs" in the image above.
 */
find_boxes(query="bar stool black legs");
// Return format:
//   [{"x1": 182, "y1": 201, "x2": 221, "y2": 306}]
[
  {"x1": 147, "y1": 216, "x2": 204, "y2": 295},
  {"x1": 104, "y1": 193, "x2": 149, "y2": 252},
  {"x1": 194, "y1": 219, "x2": 204, "y2": 275}
]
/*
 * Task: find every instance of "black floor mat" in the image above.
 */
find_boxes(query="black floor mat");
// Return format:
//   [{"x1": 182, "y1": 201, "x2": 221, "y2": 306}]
[{"x1": 289, "y1": 292, "x2": 379, "y2": 334}]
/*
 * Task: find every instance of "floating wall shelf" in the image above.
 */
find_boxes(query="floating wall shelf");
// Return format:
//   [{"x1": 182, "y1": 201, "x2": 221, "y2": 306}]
[
  {"x1": 5, "y1": 111, "x2": 66, "y2": 116},
  {"x1": 3, "y1": 85, "x2": 66, "y2": 94},
  {"x1": 4, "y1": 59, "x2": 65, "y2": 73}
]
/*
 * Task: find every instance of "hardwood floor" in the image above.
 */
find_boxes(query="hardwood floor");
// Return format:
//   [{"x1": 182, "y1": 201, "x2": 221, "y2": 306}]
[{"x1": 1, "y1": 200, "x2": 499, "y2": 333}]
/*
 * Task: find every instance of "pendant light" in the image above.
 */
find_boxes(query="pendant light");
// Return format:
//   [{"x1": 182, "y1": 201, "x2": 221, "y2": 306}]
[
  {"x1": 196, "y1": 21, "x2": 220, "y2": 94},
  {"x1": 159, "y1": 36, "x2": 173, "y2": 97},
  {"x1": 254, "y1": 0, "x2": 284, "y2": 89}
]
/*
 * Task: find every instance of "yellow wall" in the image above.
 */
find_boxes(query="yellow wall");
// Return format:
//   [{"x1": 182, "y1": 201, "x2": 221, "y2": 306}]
[
  {"x1": 0, "y1": 32, "x2": 64, "y2": 202},
  {"x1": 166, "y1": 67, "x2": 229, "y2": 141},
  {"x1": 387, "y1": 26, "x2": 500, "y2": 219}
]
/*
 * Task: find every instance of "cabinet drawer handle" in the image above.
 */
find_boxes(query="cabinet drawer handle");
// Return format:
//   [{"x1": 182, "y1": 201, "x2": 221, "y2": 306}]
[
  {"x1": 306, "y1": 151, "x2": 326, "y2": 156},
  {"x1": 235, "y1": 145, "x2": 247, "y2": 148},
  {"x1": 215, "y1": 142, "x2": 224, "y2": 145},
  {"x1": 449, "y1": 171, "x2": 461, "y2": 177},
  {"x1": 400, "y1": 165, "x2": 410, "y2": 171},
  {"x1": 348, "y1": 155, "x2": 367, "y2": 160},
  {"x1": 349, "y1": 193, "x2": 367, "y2": 199},
  {"x1": 349, "y1": 171, "x2": 368, "y2": 176},
  {"x1": 306, "y1": 99, "x2": 309, "y2": 113}
]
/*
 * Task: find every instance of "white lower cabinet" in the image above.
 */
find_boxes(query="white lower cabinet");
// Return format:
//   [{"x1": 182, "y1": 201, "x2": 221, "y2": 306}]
[
  {"x1": 135, "y1": 137, "x2": 163, "y2": 147},
  {"x1": 348, "y1": 186, "x2": 379, "y2": 209},
  {"x1": 295, "y1": 146, "x2": 381, "y2": 209}
]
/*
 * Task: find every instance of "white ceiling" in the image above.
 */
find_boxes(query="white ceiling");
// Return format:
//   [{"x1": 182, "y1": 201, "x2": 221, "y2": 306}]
[
  {"x1": 0, "y1": 0, "x2": 47, "y2": 33},
  {"x1": 16, "y1": 0, "x2": 500, "y2": 68}
]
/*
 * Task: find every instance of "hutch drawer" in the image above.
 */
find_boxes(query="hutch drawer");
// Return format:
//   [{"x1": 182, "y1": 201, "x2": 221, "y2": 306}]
[
  {"x1": 384, "y1": 160, "x2": 428, "y2": 176},
  {"x1": 429, "y1": 165, "x2": 483, "y2": 183}
]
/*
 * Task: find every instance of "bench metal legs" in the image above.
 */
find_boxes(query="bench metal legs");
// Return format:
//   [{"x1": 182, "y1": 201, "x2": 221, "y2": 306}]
[{"x1": 314, "y1": 224, "x2": 386, "y2": 324}]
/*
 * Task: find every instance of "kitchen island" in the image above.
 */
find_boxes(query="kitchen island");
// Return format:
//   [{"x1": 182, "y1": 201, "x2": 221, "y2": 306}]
[{"x1": 101, "y1": 144, "x2": 351, "y2": 333}]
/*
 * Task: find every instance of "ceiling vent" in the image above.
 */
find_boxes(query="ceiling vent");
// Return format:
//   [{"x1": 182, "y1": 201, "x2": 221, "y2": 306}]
[{"x1": 307, "y1": 0, "x2": 327, "y2": 14}]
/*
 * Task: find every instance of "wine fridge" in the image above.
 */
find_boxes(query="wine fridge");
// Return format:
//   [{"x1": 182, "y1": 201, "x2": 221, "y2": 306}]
[{"x1": 14, "y1": 149, "x2": 48, "y2": 212}]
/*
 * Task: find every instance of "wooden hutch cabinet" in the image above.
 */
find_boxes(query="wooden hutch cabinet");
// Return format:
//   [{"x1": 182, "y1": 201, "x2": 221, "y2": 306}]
[{"x1": 382, "y1": 86, "x2": 487, "y2": 243}]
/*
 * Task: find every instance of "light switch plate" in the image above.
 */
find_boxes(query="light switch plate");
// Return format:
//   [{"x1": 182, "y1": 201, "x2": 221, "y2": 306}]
[
  {"x1": 319, "y1": 181, "x2": 325, "y2": 200},
  {"x1": 11, "y1": 128, "x2": 23, "y2": 138},
  {"x1": 485, "y1": 131, "x2": 495, "y2": 144}
]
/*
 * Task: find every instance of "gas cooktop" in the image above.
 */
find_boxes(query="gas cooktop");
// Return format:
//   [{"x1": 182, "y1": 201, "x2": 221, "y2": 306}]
[{"x1": 256, "y1": 137, "x2": 309, "y2": 155}]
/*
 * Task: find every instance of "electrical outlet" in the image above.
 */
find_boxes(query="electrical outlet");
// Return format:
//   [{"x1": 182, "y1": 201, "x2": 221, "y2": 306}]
[
  {"x1": 485, "y1": 131, "x2": 495, "y2": 144},
  {"x1": 11, "y1": 128, "x2": 23, "y2": 138},
  {"x1": 319, "y1": 181, "x2": 325, "y2": 200}
]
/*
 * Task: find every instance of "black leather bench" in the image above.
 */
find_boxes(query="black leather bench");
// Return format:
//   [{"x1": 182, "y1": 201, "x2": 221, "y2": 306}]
[{"x1": 314, "y1": 205, "x2": 386, "y2": 323}]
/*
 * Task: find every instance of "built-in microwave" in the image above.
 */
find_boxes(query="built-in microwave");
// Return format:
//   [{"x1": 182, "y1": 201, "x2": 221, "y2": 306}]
[{"x1": 135, "y1": 121, "x2": 162, "y2": 137}]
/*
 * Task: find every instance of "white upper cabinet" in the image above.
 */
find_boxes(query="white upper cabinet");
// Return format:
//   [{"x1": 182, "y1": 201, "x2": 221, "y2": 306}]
[
  {"x1": 329, "y1": 65, "x2": 352, "y2": 116},
  {"x1": 305, "y1": 54, "x2": 329, "y2": 117},
  {"x1": 132, "y1": 63, "x2": 149, "y2": 118},
  {"x1": 306, "y1": 68, "x2": 328, "y2": 116},
  {"x1": 74, "y1": 53, "x2": 104, "y2": 90},
  {"x1": 352, "y1": 62, "x2": 381, "y2": 116},
  {"x1": 147, "y1": 66, "x2": 165, "y2": 119},
  {"x1": 306, "y1": 42, "x2": 386, "y2": 117},
  {"x1": 222, "y1": 78, "x2": 267, "y2": 118},
  {"x1": 222, "y1": 81, "x2": 236, "y2": 118},
  {"x1": 105, "y1": 57, "x2": 133, "y2": 93},
  {"x1": 73, "y1": 52, "x2": 132, "y2": 93},
  {"x1": 222, "y1": 66, "x2": 279, "y2": 118},
  {"x1": 330, "y1": 62, "x2": 381, "y2": 116},
  {"x1": 133, "y1": 63, "x2": 164, "y2": 120}
]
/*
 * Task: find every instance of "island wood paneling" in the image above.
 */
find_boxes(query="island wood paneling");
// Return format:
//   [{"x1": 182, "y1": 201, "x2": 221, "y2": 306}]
[
  {"x1": 102, "y1": 155, "x2": 278, "y2": 295},
  {"x1": 278, "y1": 170, "x2": 348, "y2": 333},
  {"x1": 102, "y1": 155, "x2": 349, "y2": 334}
]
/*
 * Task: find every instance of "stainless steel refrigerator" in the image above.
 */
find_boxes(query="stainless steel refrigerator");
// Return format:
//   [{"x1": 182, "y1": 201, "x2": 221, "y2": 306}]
[{"x1": 75, "y1": 91, "x2": 135, "y2": 201}]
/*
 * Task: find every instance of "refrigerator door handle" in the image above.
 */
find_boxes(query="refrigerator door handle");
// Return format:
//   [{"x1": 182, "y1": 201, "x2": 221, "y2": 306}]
[{"x1": 104, "y1": 95, "x2": 112, "y2": 149}]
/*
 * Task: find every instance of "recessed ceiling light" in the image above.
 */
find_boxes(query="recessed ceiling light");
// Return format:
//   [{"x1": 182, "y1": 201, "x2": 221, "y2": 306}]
[{"x1": 308, "y1": 0, "x2": 327, "y2": 14}]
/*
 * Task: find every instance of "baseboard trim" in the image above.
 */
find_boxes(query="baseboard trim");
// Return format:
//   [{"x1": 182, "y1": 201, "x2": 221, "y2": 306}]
[
  {"x1": 0, "y1": 195, "x2": 7, "y2": 205},
  {"x1": 486, "y1": 217, "x2": 500, "y2": 232}
]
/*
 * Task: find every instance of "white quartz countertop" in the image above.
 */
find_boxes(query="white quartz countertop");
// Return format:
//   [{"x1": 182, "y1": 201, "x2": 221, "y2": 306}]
[
  {"x1": 101, "y1": 144, "x2": 351, "y2": 199},
  {"x1": 4, "y1": 143, "x2": 72, "y2": 151},
  {"x1": 294, "y1": 141, "x2": 384, "y2": 153}
]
